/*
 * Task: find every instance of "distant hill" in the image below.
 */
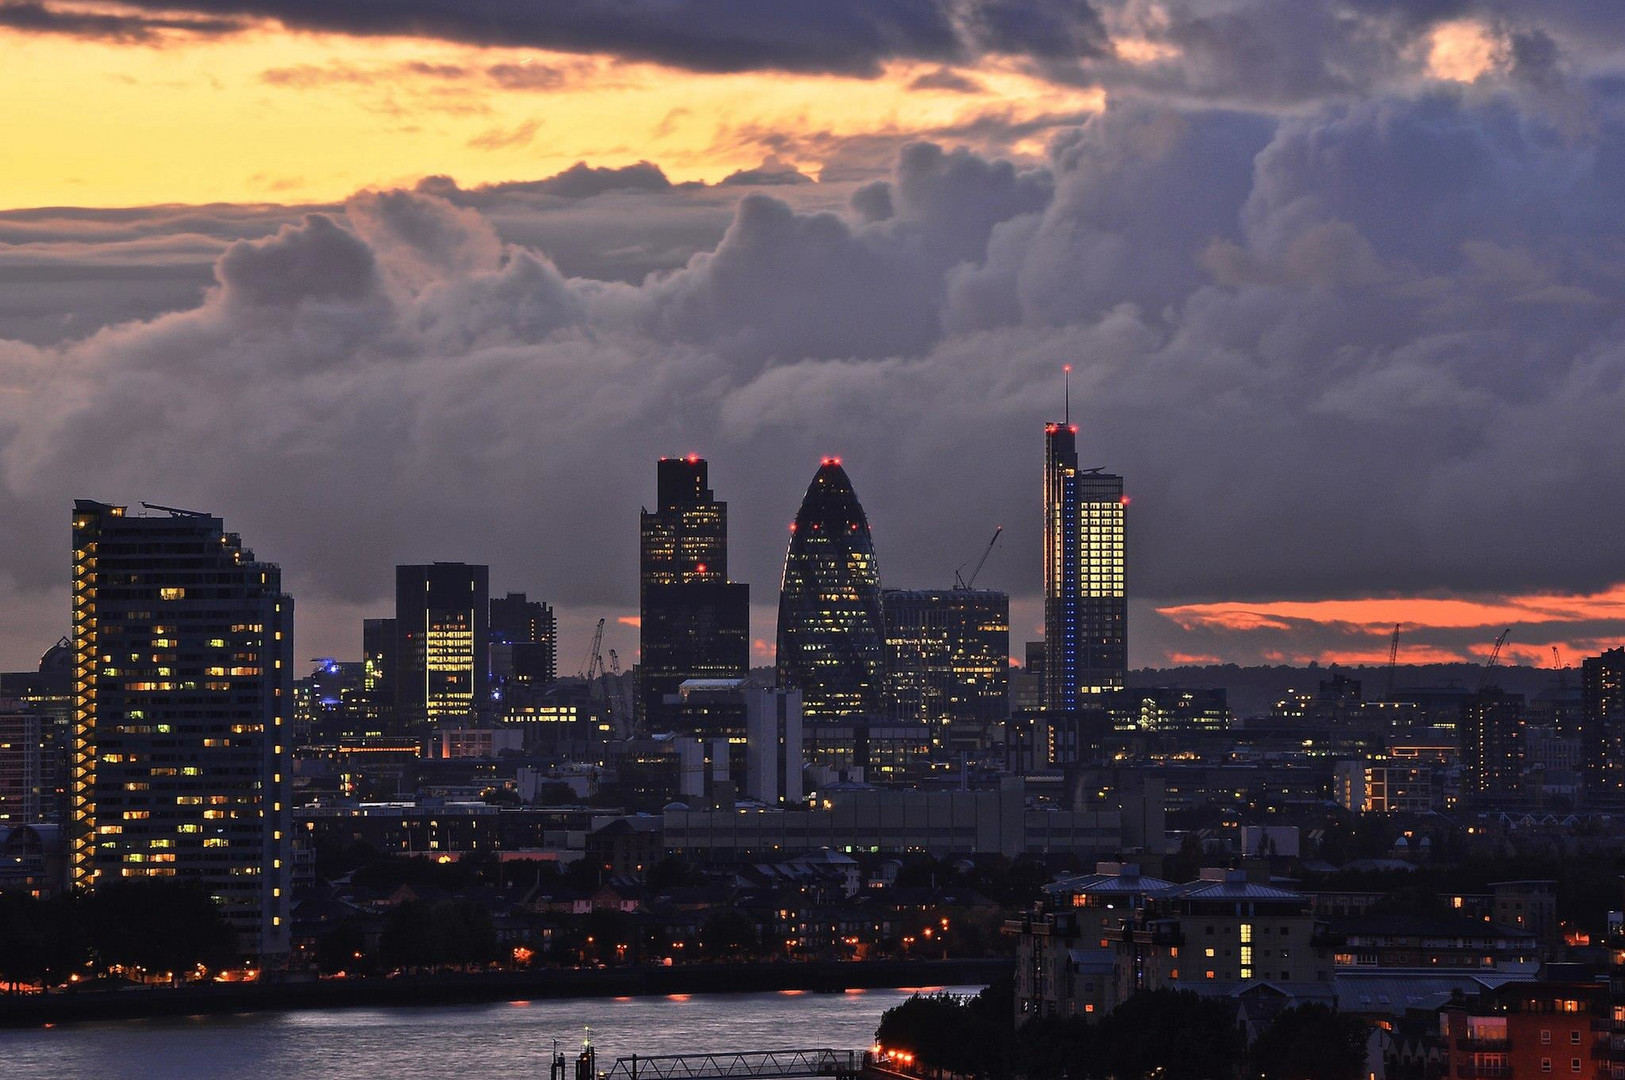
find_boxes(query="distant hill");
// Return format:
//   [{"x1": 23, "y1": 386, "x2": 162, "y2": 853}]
[{"x1": 1129, "y1": 663, "x2": 1570, "y2": 718}]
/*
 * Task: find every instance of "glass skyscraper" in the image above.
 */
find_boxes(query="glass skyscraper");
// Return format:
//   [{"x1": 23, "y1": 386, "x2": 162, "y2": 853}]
[
  {"x1": 1043, "y1": 420, "x2": 1126, "y2": 709},
  {"x1": 639, "y1": 456, "x2": 750, "y2": 731},
  {"x1": 776, "y1": 458, "x2": 886, "y2": 721},
  {"x1": 71, "y1": 500, "x2": 292, "y2": 958},
  {"x1": 882, "y1": 588, "x2": 1009, "y2": 752},
  {"x1": 395, "y1": 562, "x2": 489, "y2": 730}
]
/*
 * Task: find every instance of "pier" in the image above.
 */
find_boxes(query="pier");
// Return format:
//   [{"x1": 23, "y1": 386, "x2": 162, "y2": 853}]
[{"x1": 600, "y1": 1050, "x2": 863, "y2": 1080}]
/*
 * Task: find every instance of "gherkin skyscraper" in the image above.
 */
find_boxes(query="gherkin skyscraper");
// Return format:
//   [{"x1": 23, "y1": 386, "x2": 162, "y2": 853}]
[{"x1": 776, "y1": 458, "x2": 886, "y2": 721}]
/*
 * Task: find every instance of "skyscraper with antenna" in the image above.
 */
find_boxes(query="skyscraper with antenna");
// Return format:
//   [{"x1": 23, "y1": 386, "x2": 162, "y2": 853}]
[{"x1": 1043, "y1": 366, "x2": 1127, "y2": 709}]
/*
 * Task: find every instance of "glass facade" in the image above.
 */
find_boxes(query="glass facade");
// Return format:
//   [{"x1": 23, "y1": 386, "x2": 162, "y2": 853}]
[
  {"x1": 881, "y1": 588, "x2": 1009, "y2": 752},
  {"x1": 776, "y1": 460, "x2": 887, "y2": 722},
  {"x1": 1043, "y1": 422, "x2": 1126, "y2": 709},
  {"x1": 395, "y1": 563, "x2": 489, "y2": 730}
]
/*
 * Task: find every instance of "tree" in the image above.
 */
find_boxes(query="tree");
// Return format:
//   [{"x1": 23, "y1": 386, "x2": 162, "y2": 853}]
[
  {"x1": 1249, "y1": 1004, "x2": 1368, "y2": 1080},
  {"x1": 1010, "y1": 1015, "x2": 1093, "y2": 1080},
  {"x1": 379, "y1": 899, "x2": 500, "y2": 971},
  {"x1": 698, "y1": 908, "x2": 758, "y2": 959},
  {"x1": 876, "y1": 984, "x2": 1015, "y2": 1079},
  {"x1": 314, "y1": 919, "x2": 371, "y2": 976},
  {"x1": 1090, "y1": 990, "x2": 1244, "y2": 1080},
  {"x1": 379, "y1": 899, "x2": 440, "y2": 971},
  {"x1": 81, "y1": 880, "x2": 236, "y2": 979},
  {"x1": 0, "y1": 894, "x2": 89, "y2": 991}
]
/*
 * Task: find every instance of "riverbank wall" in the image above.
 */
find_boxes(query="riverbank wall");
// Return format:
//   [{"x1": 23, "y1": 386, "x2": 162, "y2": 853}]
[{"x1": 0, "y1": 957, "x2": 1013, "y2": 1029}]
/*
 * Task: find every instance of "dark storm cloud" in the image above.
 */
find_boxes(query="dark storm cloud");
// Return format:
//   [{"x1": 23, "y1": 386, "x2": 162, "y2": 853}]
[
  {"x1": 12, "y1": 63, "x2": 1625, "y2": 663},
  {"x1": 908, "y1": 67, "x2": 987, "y2": 93},
  {"x1": 0, "y1": 1, "x2": 242, "y2": 41},
  {"x1": 718, "y1": 158, "x2": 814, "y2": 186},
  {"x1": 471, "y1": 161, "x2": 677, "y2": 200},
  {"x1": 75, "y1": 0, "x2": 1107, "y2": 76}
]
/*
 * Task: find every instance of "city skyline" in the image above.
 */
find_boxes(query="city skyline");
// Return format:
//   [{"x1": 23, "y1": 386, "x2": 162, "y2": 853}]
[{"x1": 4, "y1": 5, "x2": 1625, "y2": 674}]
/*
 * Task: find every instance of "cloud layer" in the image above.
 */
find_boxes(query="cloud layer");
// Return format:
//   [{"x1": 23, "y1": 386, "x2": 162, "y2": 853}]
[{"x1": 5, "y1": 3, "x2": 1625, "y2": 668}]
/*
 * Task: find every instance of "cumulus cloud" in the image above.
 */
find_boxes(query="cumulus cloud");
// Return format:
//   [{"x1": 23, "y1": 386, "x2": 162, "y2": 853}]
[{"x1": 8, "y1": 60, "x2": 1625, "y2": 667}]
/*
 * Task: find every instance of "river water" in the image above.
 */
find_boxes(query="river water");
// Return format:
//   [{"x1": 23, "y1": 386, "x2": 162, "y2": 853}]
[{"x1": 0, "y1": 985, "x2": 983, "y2": 1080}]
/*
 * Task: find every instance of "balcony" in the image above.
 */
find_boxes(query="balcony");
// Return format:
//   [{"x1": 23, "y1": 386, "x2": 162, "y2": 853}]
[
  {"x1": 1459, "y1": 1039, "x2": 1511, "y2": 1052},
  {"x1": 1455, "y1": 1064, "x2": 1511, "y2": 1079}
]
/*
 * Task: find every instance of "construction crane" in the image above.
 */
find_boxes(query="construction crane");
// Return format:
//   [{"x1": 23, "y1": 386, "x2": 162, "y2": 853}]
[
  {"x1": 1476, "y1": 627, "x2": 1512, "y2": 693},
  {"x1": 954, "y1": 526, "x2": 1003, "y2": 589},
  {"x1": 1553, "y1": 645, "x2": 1569, "y2": 691},
  {"x1": 1384, "y1": 624, "x2": 1401, "y2": 700},
  {"x1": 578, "y1": 617, "x2": 607, "y2": 681},
  {"x1": 607, "y1": 649, "x2": 634, "y2": 736},
  {"x1": 576, "y1": 617, "x2": 628, "y2": 737}
]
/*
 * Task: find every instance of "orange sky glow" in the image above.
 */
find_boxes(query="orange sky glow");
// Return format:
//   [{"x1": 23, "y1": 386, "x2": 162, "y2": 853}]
[
  {"x1": 1156, "y1": 584, "x2": 1625, "y2": 667},
  {"x1": 0, "y1": 19, "x2": 1101, "y2": 209}
]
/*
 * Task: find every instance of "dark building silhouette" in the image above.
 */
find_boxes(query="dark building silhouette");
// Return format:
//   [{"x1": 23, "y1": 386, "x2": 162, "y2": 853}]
[
  {"x1": 1043, "y1": 419, "x2": 1125, "y2": 710},
  {"x1": 362, "y1": 617, "x2": 395, "y2": 694},
  {"x1": 0, "y1": 709, "x2": 43, "y2": 825},
  {"x1": 776, "y1": 459, "x2": 887, "y2": 722},
  {"x1": 638, "y1": 457, "x2": 749, "y2": 731},
  {"x1": 881, "y1": 587, "x2": 1009, "y2": 753},
  {"x1": 1461, "y1": 688, "x2": 1525, "y2": 802},
  {"x1": 1582, "y1": 647, "x2": 1625, "y2": 795},
  {"x1": 490, "y1": 592, "x2": 557, "y2": 685},
  {"x1": 395, "y1": 563, "x2": 489, "y2": 729},
  {"x1": 0, "y1": 638, "x2": 73, "y2": 825},
  {"x1": 1103, "y1": 686, "x2": 1229, "y2": 736},
  {"x1": 70, "y1": 500, "x2": 292, "y2": 957}
]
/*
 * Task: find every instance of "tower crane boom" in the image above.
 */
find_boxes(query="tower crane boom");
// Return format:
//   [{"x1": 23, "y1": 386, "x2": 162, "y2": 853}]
[
  {"x1": 955, "y1": 526, "x2": 1004, "y2": 589},
  {"x1": 1476, "y1": 628, "x2": 1512, "y2": 693}
]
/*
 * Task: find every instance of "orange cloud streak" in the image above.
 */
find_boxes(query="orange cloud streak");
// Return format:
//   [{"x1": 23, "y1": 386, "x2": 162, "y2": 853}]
[{"x1": 1158, "y1": 583, "x2": 1625, "y2": 634}]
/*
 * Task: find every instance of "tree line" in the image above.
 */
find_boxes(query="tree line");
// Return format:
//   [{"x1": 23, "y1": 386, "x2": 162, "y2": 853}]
[
  {"x1": 874, "y1": 981, "x2": 1368, "y2": 1080},
  {"x1": 0, "y1": 880, "x2": 237, "y2": 990}
]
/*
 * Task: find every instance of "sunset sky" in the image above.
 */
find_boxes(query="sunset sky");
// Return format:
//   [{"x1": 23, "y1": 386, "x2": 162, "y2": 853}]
[{"x1": 4, "y1": 1, "x2": 1625, "y2": 673}]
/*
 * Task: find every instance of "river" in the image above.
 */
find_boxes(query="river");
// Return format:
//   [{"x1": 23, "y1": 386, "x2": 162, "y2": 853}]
[{"x1": 0, "y1": 985, "x2": 984, "y2": 1080}]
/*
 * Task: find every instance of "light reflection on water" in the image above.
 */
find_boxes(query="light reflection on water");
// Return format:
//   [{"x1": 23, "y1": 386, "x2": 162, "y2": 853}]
[{"x1": 0, "y1": 985, "x2": 983, "y2": 1080}]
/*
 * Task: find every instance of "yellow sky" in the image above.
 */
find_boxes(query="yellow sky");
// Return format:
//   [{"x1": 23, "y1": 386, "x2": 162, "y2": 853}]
[{"x1": 2, "y1": 23, "x2": 1102, "y2": 209}]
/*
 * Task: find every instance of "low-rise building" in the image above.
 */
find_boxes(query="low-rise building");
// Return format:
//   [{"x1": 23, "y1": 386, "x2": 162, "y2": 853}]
[
  {"x1": 1440, "y1": 982, "x2": 1609, "y2": 1080},
  {"x1": 664, "y1": 776, "x2": 1151, "y2": 859}
]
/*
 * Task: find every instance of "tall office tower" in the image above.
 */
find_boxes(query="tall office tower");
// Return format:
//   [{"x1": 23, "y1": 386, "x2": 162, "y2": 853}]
[
  {"x1": 1043, "y1": 415, "x2": 1126, "y2": 710},
  {"x1": 70, "y1": 501, "x2": 292, "y2": 958},
  {"x1": 355, "y1": 617, "x2": 397, "y2": 736},
  {"x1": 1582, "y1": 647, "x2": 1625, "y2": 794},
  {"x1": 639, "y1": 457, "x2": 750, "y2": 730},
  {"x1": 490, "y1": 592, "x2": 557, "y2": 685},
  {"x1": 362, "y1": 618, "x2": 395, "y2": 694},
  {"x1": 776, "y1": 458, "x2": 887, "y2": 721},
  {"x1": 881, "y1": 588, "x2": 1010, "y2": 753},
  {"x1": 1460, "y1": 688, "x2": 1525, "y2": 802},
  {"x1": 0, "y1": 638, "x2": 74, "y2": 823},
  {"x1": 0, "y1": 708, "x2": 42, "y2": 824},
  {"x1": 395, "y1": 563, "x2": 489, "y2": 730}
]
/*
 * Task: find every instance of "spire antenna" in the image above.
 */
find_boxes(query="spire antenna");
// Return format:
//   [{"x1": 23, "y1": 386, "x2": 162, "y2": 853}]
[{"x1": 1063, "y1": 364, "x2": 1072, "y2": 425}]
